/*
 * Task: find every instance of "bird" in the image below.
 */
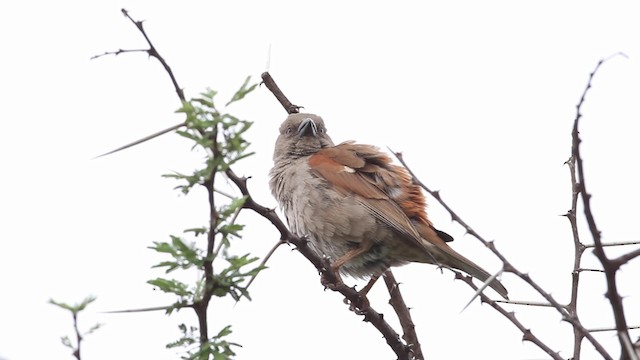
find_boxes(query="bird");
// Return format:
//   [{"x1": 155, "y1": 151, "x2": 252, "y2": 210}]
[{"x1": 269, "y1": 113, "x2": 508, "y2": 299}]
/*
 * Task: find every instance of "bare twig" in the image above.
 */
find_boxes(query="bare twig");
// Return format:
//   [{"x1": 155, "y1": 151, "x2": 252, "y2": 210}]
[
  {"x1": 93, "y1": 9, "x2": 188, "y2": 158},
  {"x1": 71, "y1": 312, "x2": 81, "y2": 360},
  {"x1": 454, "y1": 272, "x2": 564, "y2": 360},
  {"x1": 576, "y1": 268, "x2": 606, "y2": 273},
  {"x1": 494, "y1": 300, "x2": 554, "y2": 307},
  {"x1": 611, "y1": 248, "x2": 640, "y2": 269},
  {"x1": 571, "y1": 54, "x2": 635, "y2": 360},
  {"x1": 92, "y1": 9, "x2": 185, "y2": 102},
  {"x1": 261, "y1": 72, "x2": 302, "y2": 114},
  {"x1": 588, "y1": 325, "x2": 640, "y2": 333},
  {"x1": 102, "y1": 303, "x2": 192, "y2": 313},
  {"x1": 121, "y1": 9, "x2": 185, "y2": 101},
  {"x1": 91, "y1": 48, "x2": 149, "y2": 59},
  {"x1": 241, "y1": 239, "x2": 287, "y2": 296},
  {"x1": 461, "y1": 269, "x2": 504, "y2": 311},
  {"x1": 383, "y1": 270, "x2": 423, "y2": 360},
  {"x1": 585, "y1": 241, "x2": 640, "y2": 248},
  {"x1": 94, "y1": 122, "x2": 183, "y2": 158},
  {"x1": 564, "y1": 145, "x2": 587, "y2": 360}
]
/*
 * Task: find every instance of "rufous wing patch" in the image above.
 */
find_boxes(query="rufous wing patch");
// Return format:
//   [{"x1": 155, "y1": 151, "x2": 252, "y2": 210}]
[{"x1": 308, "y1": 145, "x2": 432, "y2": 251}]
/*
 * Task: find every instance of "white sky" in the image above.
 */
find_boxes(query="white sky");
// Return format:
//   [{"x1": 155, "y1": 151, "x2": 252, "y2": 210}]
[{"x1": 1, "y1": 1, "x2": 639, "y2": 359}]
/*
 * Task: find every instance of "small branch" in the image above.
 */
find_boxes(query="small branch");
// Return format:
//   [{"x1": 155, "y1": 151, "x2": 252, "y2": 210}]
[
  {"x1": 494, "y1": 300, "x2": 554, "y2": 307},
  {"x1": 261, "y1": 72, "x2": 302, "y2": 114},
  {"x1": 93, "y1": 9, "x2": 191, "y2": 159},
  {"x1": 611, "y1": 247, "x2": 640, "y2": 269},
  {"x1": 94, "y1": 122, "x2": 184, "y2": 158},
  {"x1": 455, "y1": 273, "x2": 563, "y2": 360},
  {"x1": 390, "y1": 149, "x2": 489, "y2": 248},
  {"x1": 241, "y1": 239, "x2": 287, "y2": 297},
  {"x1": 585, "y1": 241, "x2": 640, "y2": 248},
  {"x1": 92, "y1": 9, "x2": 185, "y2": 101},
  {"x1": 572, "y1": 54, "x2": 634, "y2": 359},
  {"x1": 90, "y1": 48, "x2": 149, "y2": 59},
  {"x1": 72, "y1": 313, "x2": 81, "y2": 360},
  {"x1": 383, "y1": 270, "x2": 423, "y2": 360},
  {"x1": 120, "y1": 9, "x2": 185, "y2": 102},
  {"x1": 565, "y1": 151, "x2": 586, "y2": 359},
  {"x1": 576, "y1": 268, "x2": 605, "y2": 273},
  {"x1": 588, "y1": 325, "x2": 640, "y2": 333},
  {"x1": 102, "y1": 303, "x2": 193, "y2": 313}
]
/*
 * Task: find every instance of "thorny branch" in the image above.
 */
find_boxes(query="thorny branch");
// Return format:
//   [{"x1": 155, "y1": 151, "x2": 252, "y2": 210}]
[
  {"x1": 571, "y1": 54, "x2": 638, "y2": 360},
  {"x1": 383, "y1": 271, "x2": 424, "y2": 360},
  {"x1": 92, "y1": 9, "x2": 186, "y2": 158},
  {"x1": 455, "y1": 272, "x2": 564, "y2": 360}
]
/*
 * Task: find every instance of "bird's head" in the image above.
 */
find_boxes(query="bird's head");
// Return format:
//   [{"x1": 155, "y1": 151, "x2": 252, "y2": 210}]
[{"x1": 273, "y1": 113, "x2": 334, "y2": 162}]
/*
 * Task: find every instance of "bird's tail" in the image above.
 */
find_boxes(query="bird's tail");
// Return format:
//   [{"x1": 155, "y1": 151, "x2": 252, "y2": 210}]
[{"x1": 439, "y1": 244, "x2": 508, "y2": 299}]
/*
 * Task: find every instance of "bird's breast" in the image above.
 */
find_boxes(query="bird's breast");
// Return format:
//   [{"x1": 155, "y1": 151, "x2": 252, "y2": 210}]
[{"x1": 270, "y1": 158, "x2": 400, "y2": 277}]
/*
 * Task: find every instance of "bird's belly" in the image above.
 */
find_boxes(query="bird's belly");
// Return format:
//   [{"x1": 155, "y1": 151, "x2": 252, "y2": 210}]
[{"x1": 284, "y1": 186, "x2": 406, "y2": 278}]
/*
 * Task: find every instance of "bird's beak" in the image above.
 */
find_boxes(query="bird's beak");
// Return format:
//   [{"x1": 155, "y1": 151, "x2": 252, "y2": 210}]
[{"x1": 297, "y1": 118, "x2": 318, "y2": 137}]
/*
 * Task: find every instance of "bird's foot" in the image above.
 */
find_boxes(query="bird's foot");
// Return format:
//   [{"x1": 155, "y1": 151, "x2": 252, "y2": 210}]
[
  {"x1": 320, "y1": 267, "x2": 345, "y2": 290},
  {"x1": 344, "y1": 289, "x2": 370, "y2": 314}
]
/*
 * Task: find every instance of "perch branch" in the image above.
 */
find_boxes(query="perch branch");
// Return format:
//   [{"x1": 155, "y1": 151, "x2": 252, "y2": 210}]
[{"x1": 384, "y1": 270, "x2": 423, "y2": 360}]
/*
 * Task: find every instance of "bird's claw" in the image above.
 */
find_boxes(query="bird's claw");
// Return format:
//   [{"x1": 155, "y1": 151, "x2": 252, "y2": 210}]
[
  {"x1": 320, "y1": 270, "x2": 344, "y2": 290},
  {"x1": 344, "y1": 292, "x2": 370, "y2": 314}
]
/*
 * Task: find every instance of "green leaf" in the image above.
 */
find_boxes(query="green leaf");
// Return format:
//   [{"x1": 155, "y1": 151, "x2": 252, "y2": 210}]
[
  {"x1": 219, "y1": 224, "x2": 244, "y2": 237},
  {"x1": 49, "y1": 295, "x2": 97, "y2": 314},
  {"x1": 192, "y1": 97, "x2": 215, "y2": 110},
  {"x1": 84, "y1": 323, "x2": 104, "y2": 336},
  {"x1": 218, "y1": 196, "x2": 248, "y2": 218},
  {"x1": 149, "y1": 236, "x2": 204, "y2": 272},
  {"x1": 148, "y1": 278, "x2": 193, "y2": 297},
  {"x1": 184, "y1": 227, "x2": 208, "y2": 237},
  {"x1": 151, "y1": 261, "x2": 179, "y2": 273},
  {"x1": 200, "y1": 88, "x2": 218, "y2": 101},
  {"x1": 61, "y1": 335, "x2": 73, "y2": 349},
  {"x1": 215, "y1": 325, "x2": 233, "y2": 339},
  {"x1": 225, "y1": 76, "x2": 257, "y2": 106}
]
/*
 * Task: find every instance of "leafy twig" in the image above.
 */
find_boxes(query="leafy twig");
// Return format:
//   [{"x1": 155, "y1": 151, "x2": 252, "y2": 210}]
[{"x1": 50, "y1": 296, "x2": 102, "y2": 360}]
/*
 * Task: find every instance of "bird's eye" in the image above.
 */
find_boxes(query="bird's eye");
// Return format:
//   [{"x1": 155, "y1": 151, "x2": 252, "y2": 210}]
[
  {"x1": 318, "y1": 127, "x2": 325, "y2": 134},
  {"x1": 285, "y1": 127, "x2": 293, "y2": 135}
]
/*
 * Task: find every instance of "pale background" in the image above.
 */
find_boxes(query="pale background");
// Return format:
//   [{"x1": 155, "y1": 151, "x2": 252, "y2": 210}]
[{"x1": 1, "y1": 1, "x2": 639, "y2": 359}]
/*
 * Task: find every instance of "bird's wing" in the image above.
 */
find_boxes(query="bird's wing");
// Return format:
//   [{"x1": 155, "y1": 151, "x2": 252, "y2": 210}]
[
  {"x1": 308, "y1": 142, "x2": 509, "y2": 298},
  {"x1": 308, "y1": 142, "x2": 431, "y2": 251}
]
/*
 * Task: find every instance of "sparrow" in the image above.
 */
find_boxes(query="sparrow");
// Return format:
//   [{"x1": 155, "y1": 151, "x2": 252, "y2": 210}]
[{"x1": 269, "y1": 113, "x2": 508, "y2": 299}]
